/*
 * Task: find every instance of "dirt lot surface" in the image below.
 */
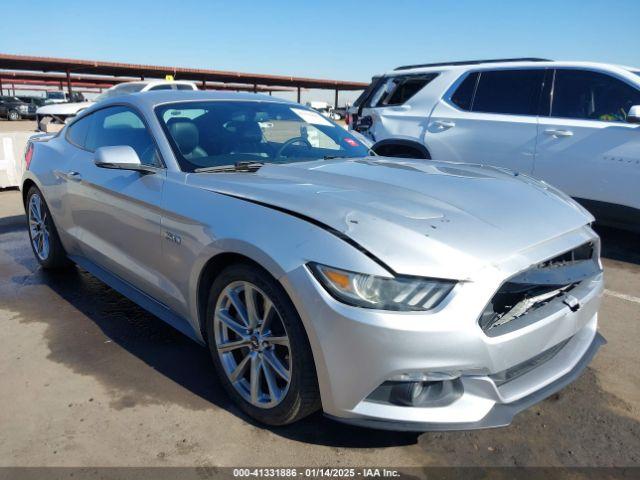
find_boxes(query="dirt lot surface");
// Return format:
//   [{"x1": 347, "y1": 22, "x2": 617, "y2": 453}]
[
  {"x1": 0, "y1": 120, "x2": 36, "y2": 133},
  {"x1": 0, "y1": 188, "x2": 639, "y2": 468}
]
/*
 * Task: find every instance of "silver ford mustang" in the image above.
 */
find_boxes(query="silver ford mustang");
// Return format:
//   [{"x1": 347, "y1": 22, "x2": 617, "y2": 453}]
[{"x1": 21, "y1": 91, "x2": 605, "y2": 430}]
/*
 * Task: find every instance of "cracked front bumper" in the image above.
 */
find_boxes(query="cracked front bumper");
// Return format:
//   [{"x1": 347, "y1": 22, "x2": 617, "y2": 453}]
[{"x1": 326, "y1": 331, "x2": 605, "y2": 431}]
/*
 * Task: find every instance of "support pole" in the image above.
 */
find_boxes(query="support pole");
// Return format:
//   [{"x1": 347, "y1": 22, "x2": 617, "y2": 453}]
[
  {"x1": 335, "y1": 89, "x2": 339, "y2": 108},
  {"x1": 201, "y1": 80, "x2": 206, "y2": 90},
  {"x1": 66, "y1": 69, "x2": 73, "y2": 99},
  {"x1": 0, "y1": 77, "x2": 3, "y2": 95},
  {"x1": 297, "y1": 86, "x2": 301, "y2": 103},
  {"x1": 253, "y1": 84, "x2": 257, "y2": 93}
]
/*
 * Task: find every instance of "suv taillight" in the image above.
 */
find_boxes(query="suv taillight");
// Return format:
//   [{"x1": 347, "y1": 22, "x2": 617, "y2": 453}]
[
  {"x1": 25, "y1": 143, "x2": 34, "y2": 170},
  {"x1": 346, "y1": 113, "x2": 351, "y2": 126}
]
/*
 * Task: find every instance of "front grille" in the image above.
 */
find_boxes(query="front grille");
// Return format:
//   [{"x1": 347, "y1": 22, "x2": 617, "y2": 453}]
[
  {"x1": 490, "y1": 337, "x2": 571, "y2": 386},
  {"x1": 479, "y1": 242, "x2": 599, "y2": 336}
]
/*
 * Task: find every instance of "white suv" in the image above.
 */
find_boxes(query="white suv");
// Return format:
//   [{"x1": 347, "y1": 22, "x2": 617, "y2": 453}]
[{"x1": 349, "y1": 59, "x2": 640, "y2": 231}]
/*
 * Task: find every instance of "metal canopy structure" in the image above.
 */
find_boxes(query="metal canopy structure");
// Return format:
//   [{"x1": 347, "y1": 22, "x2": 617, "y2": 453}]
[
  {"x1": 0, "y1": 71, "x2": 297, "y2": 95},
  {"x1": 0, "y1": 53, "x2": 367, "y2": 104}
]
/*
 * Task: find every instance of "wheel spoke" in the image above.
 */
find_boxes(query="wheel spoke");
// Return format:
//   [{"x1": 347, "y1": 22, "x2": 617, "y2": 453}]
[
  {"x1": 216, "y1": 309, "x2": 248, "y2": 337},
  {"x1": 250, "y1": 353, "x2": 261, "y2": 403},
  {"x1": 29, "y1": 202, "x2": 39, "y2": 223},
  {"x1": 34, "y1": 197, "x2": 42, "y2": 221},
  {"x1": 259, "y1": 298, "x2": 274, "y2": 335},
  {"x1": 226, "y1": 288, "x2": 249, "y2": 327},
  {"x1": 244, "y1": 283, "x2": 260, "y2": 330},
  {"x1": 263, "y1": 350, "x2": 290, "y2": 382},
  {"x1": 229, "y1": 353, "x2": 251, "y2": 382},
  {"x1": 262, "y1": 361, "x2": 280, "y2": 403},
  {"x1": 217, "y1": 338, "x2": 251, "y2": 353}
]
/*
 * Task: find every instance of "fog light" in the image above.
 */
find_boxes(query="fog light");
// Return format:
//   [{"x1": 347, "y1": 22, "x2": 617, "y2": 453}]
[{"x1": 389, "y1": 371, "x2": 461, "y2": 382}]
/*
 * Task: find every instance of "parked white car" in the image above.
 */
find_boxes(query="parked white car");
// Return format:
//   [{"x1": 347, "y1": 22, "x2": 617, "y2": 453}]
[
  {"x1": 349, "y1": 59, "x2": 640, "y2": 231},
  {"x1": 36, "y1": 80, "x2": 198, "y2": 131},
  {"x1": 308, "y1": 101, "x2": 342, "y2": 120}
]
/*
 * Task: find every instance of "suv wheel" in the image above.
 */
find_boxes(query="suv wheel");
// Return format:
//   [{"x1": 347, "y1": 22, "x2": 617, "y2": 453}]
[
  {"x1": 8, "y1": 110, "x2": 20, "y2": 121},
  {"x1": 206, "y1": 263, "x2": 320, "y2": 425}
]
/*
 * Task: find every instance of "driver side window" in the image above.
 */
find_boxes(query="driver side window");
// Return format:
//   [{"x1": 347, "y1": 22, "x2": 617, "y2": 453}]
[{"x1": 85, "y1": 106, "x2": 162, "y2": 167}]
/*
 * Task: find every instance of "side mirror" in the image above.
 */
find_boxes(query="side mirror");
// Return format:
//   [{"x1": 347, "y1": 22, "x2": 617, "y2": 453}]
[
  {"x1": 94, "y1": 146, "x2": 155, "y2": 173},
  {"x1": 628, "y1": 105, "x2": 640, "y2": 124}
]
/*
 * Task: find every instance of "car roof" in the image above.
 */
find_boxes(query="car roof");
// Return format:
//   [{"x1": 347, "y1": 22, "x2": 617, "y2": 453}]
[
  {"x1": 79, "y1": 90, "x2": 295, "y2": 115},
  {"x1": 383, "y1": 60, "x2": 640, "y2": 76}
]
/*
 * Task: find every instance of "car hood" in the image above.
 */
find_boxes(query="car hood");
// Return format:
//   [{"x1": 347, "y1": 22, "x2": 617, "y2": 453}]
[
  {"x1": 36, "y1": 101, "x2": 94, "y2": 115},
  {"x1": 187, "y1": 157, "x2": 593, "y2": 279}
]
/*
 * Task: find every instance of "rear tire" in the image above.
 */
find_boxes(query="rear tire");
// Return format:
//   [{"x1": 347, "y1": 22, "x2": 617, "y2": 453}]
[
  {"x1": 8, "y1": 110, "x2": 20, "y2": 121},
  {"x1": 26, "y1": 186, "x2": 71, "y2": 269},
  {"x1": 206, "y1": 263, "x2": 320, "y2": 426}
]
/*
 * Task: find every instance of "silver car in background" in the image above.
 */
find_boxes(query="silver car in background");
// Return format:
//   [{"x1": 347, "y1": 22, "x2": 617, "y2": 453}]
[{"x1": 21, "y1": 91, "x2": 605, "y2": 430}]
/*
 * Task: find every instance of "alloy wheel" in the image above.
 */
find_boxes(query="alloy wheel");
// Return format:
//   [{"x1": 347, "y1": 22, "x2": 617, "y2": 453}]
[
  {"x1": 28, "y1": 193, "x2": 50, "y2": 261},
  {"x1": 214, "y1": 281, "x2": 292, "y2": 408}
]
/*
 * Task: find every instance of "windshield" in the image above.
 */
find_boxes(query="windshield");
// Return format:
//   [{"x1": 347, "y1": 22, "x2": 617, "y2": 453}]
[
  {"x1": 94, "y1": 83, "x2": 146, "y2": 102},
  {"x1": 47, "y1": 92, "x2": 65, "y2": 99},
  {"x1": 634, "y1": 71, "x2": 640, "y2": 78},
  {"x1": 155, "y1": 101, "x2": 370, "y2": 172}
]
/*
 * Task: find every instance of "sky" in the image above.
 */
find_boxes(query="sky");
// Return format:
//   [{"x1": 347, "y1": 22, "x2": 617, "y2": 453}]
[{"x1": 2, "y1": 0, "x2": 639, "y2": 104}]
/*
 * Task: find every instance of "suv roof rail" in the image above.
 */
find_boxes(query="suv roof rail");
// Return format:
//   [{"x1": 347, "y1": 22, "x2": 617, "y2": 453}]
[{"x1": 393, "y1": 58, "x2": 552, "y2": 71}]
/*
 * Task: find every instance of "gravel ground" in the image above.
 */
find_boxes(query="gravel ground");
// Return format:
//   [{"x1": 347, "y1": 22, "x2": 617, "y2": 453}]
[{"x1": 0, "y1": 188, "x2": 639, "y2": 468}]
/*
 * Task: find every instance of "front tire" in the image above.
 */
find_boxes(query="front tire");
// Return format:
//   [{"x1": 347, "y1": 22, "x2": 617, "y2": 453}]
[
  {"x1": 8, "y1": 110, "x2": 20, "y2": 121},
  {"x1": 206, "y1": 263, "x2": 320, "y2": 426},
  {"x1": 26, "y1": 186, "x2": 70, "y2": 269}
]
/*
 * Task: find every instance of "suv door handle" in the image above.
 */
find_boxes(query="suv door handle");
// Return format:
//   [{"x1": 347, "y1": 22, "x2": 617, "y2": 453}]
[
  {"x1": 544, "y1": 129, "x2": 574, "y2": 137},
  {"x1": 66, "y1": 171, "x2": 83, "y2": 182},
  {"x1": 432, "y1": 120, "x2": 456, "y2": 130}
]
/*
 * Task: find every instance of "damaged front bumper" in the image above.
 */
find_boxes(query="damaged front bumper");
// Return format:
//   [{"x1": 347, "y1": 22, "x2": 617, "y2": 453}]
[{"x1": 327, "y1": 330, "x2": 605, "y2": 431}]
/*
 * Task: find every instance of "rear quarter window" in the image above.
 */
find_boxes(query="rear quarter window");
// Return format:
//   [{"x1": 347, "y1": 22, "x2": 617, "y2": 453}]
[
  {"x1": 66, "y1": 115, "x2": 92, "y2": 149},
  {"x1": 450, "y1": 72, "x2": 479, "y2": 111}
]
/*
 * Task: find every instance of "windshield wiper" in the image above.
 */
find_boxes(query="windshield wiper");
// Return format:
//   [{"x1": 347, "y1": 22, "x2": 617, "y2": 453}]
[{"x1": 195, "y1": 161, "x2": 265, "y2": 173}]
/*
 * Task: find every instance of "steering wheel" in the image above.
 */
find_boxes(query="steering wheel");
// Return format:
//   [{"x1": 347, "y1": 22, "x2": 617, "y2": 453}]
[{"x1": 275, "y1": 137, "x2": 313, "y2": 159}]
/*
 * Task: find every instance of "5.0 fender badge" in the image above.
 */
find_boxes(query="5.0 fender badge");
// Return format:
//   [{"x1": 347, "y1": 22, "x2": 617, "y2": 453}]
[{"x1": 165, "y1": 231, "x2": 182, "y2": 245}]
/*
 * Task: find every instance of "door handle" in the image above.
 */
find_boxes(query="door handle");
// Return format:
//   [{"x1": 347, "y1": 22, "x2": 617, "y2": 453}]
[
  {"x1": 432, "y1": 120, "x2": 456, "y2": 130},
  {"x1": 544, "y1": 129, "x2": 574, "y2": 137},
  {"x1": 66, "y1": 171, "x2": 83, "y2": 182}
]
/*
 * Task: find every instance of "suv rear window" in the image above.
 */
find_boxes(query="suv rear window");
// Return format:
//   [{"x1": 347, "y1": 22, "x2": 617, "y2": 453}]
[
  {"x1": 353, "y1": 76, "x2": 382, "y2": 108},
  {"x1": 472, "y1": 69, "x2": 545, "y2": 115},
  {"x1": 367, "y1": 74, "x2": 438, "y2": 107},
  {"x1": 451, "y1": 72, "x2": 479, "y2": 111}
]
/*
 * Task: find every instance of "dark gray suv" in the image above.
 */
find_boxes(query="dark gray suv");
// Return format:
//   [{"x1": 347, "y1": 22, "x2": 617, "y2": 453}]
[{"x1": 0, "y1": 96, "x2": 30, "y2": 121}]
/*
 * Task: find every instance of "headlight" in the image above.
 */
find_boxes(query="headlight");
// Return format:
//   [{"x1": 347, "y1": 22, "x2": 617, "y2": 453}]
[{"x1": 308, "y1": 263, "x2": 456, "y2": 311}]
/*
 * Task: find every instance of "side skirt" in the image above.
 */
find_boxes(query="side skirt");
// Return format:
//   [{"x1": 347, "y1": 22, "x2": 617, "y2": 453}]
[{"x1": 69, "y1": 255, "x2": 204, "y2": 345}]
